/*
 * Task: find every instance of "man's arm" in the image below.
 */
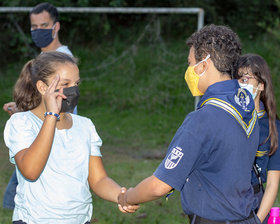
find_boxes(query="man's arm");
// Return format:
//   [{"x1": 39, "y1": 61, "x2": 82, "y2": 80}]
[{"x1": 120, "y1": 175, "x2": 172, "y2": 206}]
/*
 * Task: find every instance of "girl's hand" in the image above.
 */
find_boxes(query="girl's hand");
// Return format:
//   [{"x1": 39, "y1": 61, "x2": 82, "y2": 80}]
[
  {"x1": 118, "y1": 187, "x2": 140, "y2": 213},
  {"x1": 43, "y1": 74, "x2": 66, "y2": 114}
]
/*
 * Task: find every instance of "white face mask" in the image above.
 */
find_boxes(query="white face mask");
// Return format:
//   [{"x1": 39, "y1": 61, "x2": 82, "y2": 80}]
[{"x1": 239, "y1": 83, "x2": 258, "y2": 99}]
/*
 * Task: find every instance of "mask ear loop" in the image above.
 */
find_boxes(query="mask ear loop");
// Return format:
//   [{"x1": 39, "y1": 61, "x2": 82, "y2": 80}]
[
  {"x1": 252, "y1": 82, "x2": 260, "y2": 94},
  {"x1": 195, "y1": 54, "x2": 210, "y2": 77},
  {"x1": 194, "y1": 54, "x2": 211, "y2": 67},
  {"x1": 203, "y1": 54, "x2": 211, "y2": 61},
  {"x1": 52, "y1": 24, "x2": 57, "y2": 39}
]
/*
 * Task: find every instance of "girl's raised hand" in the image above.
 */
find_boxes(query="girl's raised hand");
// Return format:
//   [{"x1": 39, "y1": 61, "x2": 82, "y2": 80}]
[{"x1": 43, "y1": 74, "x2": 66, "y2": 114}]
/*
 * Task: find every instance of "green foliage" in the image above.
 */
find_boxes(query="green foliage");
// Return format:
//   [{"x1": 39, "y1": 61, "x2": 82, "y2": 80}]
[
  {"x1": 74, "y1": 33, "x2": 191, "y2": 148},
  {"x1": 1, "y1": 0, "x2": 279, "y2": 66},
  {"x1": 258, "y1": 0, "x2": 280, "y2": 46},
  {"x1": 1, "y1": 25, "x2": 280, "y2": 224},
  {"x1": 1, "y1": 1, "x2": 280, "y2": 223}
]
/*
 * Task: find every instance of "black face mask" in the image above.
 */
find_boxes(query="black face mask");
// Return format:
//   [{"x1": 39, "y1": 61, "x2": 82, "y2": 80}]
[
  {"x1": 60, "y1": 86, "x2": 80, "y2": 113},
  {"x1": 31, "y1": 28, "x2": 54, "y2": 48}
]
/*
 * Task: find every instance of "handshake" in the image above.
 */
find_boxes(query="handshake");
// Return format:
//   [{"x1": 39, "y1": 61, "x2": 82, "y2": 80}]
[{"x1": 117, "y1": 187, "x2": 139, "y2": 213}]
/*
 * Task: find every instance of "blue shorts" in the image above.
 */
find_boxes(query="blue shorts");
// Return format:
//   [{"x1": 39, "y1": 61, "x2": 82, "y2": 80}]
[{"x1": 3, "y1": 170, "x2": 17, "y2": 210}]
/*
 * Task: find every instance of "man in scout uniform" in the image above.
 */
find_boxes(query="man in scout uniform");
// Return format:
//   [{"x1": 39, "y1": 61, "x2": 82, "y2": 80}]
[{"x1": 118, "y1": 24, "x2": 260, "y2": 224}]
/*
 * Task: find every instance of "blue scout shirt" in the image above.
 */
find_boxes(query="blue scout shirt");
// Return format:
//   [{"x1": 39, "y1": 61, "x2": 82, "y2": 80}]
[
  {"x1": 251, "y1": 102, "x2": 280, "y2": 186},
  {"x1": 154, "y1": 80, "x2": 259, "y2": 221}
]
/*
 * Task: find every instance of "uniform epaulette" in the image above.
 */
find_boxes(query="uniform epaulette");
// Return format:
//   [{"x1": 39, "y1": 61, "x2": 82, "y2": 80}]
[{"x1": 257, "y1": 110, "x2": 266, "y2": 119}]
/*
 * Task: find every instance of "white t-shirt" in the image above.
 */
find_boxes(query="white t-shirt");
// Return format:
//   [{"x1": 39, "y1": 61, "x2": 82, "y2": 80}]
[
  {"x1": 56, "y1": 45, "x2": 73, "y2": 56},
  {"x1": 4, "y1": 111, "x2": 102, "y2": 224}
]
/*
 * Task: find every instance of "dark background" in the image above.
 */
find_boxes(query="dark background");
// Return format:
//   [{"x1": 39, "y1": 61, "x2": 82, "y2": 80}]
[{"x1": 0, "y1": 0, "x2": 279, "y2": 67}]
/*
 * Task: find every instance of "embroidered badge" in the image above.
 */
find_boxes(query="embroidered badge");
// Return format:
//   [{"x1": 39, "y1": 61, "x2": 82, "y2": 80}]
[
  {"x1": 165, "y1": 146, "x2": 184, "y2": 169},
  {"x1": 234, "y1": 88, "x2": 250, "y2": 111}
]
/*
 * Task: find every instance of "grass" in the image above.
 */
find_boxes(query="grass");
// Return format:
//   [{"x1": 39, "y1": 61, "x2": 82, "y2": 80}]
[
  {"x1": 0, "y1": 144, "x2": 187, "y2": 224},
  {"x1": 0, "y1": 31, "x2": 280, "y2": 223},
  {"x1": 75, "y1": 39, "x2": 192, "y2": 150},
  {"x1": 90, "y1": 150, "x2": 188, "y2": 224}
]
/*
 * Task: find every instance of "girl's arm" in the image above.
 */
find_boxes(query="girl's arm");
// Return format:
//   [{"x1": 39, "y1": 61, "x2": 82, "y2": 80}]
[
  {"x1": 123, "y1": 175, "x2": 173, "y2": 205},
  {"x1": 88, "y1": 156, "x2": 139, "y2": 213},
  {"x1": 88, "y1": 156, "x2": 121, "y2": 203},
  {"x1": 15, "y1": 116, "x2": 57, "y2": 180},
  {"x1": 257, "y1": 170, "x2": 280, "y2": 222},
  {"x1": 14, "y1": 75, "x2": 64, "y2": 181}
]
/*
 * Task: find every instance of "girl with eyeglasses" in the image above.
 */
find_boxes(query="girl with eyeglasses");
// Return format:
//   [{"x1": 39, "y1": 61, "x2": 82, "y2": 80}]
[{"x1": 236, "y1": 53, "x2": 280, "y2": 223}]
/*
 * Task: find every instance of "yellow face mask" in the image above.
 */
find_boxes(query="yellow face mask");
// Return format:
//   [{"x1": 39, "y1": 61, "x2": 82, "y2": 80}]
[{"x1": 185, "y1": 54, "x2": 210, "y2": 96}]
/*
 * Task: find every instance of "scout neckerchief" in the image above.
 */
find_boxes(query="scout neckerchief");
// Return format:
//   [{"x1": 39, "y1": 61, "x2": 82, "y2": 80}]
[{"x1": 197, "y1": 80, "x2": 257, "y2": 138}]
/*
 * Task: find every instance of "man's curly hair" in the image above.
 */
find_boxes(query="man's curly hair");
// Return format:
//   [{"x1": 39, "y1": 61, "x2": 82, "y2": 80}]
[{"x1": 186, "y1": 24, "x2": 241, "y2": 78}]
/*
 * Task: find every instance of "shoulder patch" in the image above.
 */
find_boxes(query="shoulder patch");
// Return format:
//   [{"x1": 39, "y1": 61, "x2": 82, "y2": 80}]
[
  {"x1": 165, "y1": 146, "x2": 184, "y2": 169},
  {"x1": 234, "y1": 88, "x2": 250, "y2": 112}
]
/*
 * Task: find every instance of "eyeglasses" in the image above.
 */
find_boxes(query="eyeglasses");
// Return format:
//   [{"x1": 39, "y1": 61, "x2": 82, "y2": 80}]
[{"x1": 238, "y1": 74, "x2": 256, "y2": 87}]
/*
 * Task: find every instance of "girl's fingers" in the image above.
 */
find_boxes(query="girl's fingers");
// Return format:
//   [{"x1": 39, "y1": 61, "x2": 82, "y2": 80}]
[
  {"x1": 47, "y1": 74, "x2": 60, "y2": 92},
  {"x1": 127, "y1": 205, "x2": 140, "y2": 210},
  {"x1": 58, "y1": 87, "x2": 67, "y2": 99},
  {"x1": 122, "y1": 206, "x2": 138, "y2": 213},
  {"x1": 56, "y1": 96, "x2": 63, "y2": 112},
  {"x1": 56, "y1": 91, "x2": 67, "y2": 99},
  {"x1": 49, "y1": 91, "x2": 66, "y2": 100},
  {"x1": 118, "y1": 204, "x2": 128, "y2": 213}
]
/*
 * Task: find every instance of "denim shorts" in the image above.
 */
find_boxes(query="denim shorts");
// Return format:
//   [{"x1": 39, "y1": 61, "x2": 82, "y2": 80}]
[{"x1": 3, "y1": 170, "x2": 17, "y2": 210}]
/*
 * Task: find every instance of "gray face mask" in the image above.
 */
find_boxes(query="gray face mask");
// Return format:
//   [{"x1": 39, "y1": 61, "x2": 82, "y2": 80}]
[{"x1": 60, "y1": 86, "x2": 80, "y2": 113}]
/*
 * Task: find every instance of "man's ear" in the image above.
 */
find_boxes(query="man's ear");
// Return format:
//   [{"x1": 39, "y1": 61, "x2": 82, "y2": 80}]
[
  {"x1": 197, "y1": 59, "x2": 210, "y2": 74},
  {"x1": 36, "y1": 80, "x2": 48, "y2": 95},
  {"x1": 55, "y1": 21, "x2": 60, "y2": 33}
]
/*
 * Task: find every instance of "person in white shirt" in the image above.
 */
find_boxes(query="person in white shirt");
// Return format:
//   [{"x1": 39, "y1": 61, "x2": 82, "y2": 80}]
[
  {"x1": 2, "y1": 3, "x2": 77, "y2": 210},
  {"x1": 4, "y1": 51, "x2": 138, "y2": 224},
  {"x1": 3, "y1": 2, "x2": 74, "y2": 115}
]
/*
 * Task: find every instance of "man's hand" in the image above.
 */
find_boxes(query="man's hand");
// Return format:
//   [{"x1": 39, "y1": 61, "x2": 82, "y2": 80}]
[
  {"x1": 117, "y1": 187, "x2": 140, "y2": 213},
  {"x1": 3, "y1": 102, "x2": 18, "y2": 116}
]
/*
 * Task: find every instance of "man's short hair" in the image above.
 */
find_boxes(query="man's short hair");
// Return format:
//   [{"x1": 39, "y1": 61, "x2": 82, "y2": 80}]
[
  {"x1": 187, "y1": 24, "x2": 241, "y2": 78},
  {"x1": 30, "y1": 2, "x2": 59, "y2": 23}
]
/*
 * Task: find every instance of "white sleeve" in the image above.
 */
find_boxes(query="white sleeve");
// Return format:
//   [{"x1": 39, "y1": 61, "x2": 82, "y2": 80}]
[
  {"x1": 88, "y1": 120, "x2": 102, "y2": 157},
  {"x1": 4, "y1": 114, "x2": 37, "y2": 164}
]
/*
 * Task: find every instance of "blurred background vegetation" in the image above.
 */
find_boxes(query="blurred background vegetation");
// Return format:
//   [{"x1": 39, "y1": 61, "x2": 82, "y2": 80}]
[
  {"x1": 0, "y1": 0, "x2": 280, "y2": 223},
  {"x1": 1, "y1": 0, "x2": 280, "y2": 66}
]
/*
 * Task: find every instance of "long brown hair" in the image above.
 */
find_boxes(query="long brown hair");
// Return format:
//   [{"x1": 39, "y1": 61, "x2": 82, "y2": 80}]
[
  {"x1": 14, "y1": 51, "x2": 77, "y2": 111},
  {"x1": 236, "y1": 53, "x2": 278, "y2": 155}
]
